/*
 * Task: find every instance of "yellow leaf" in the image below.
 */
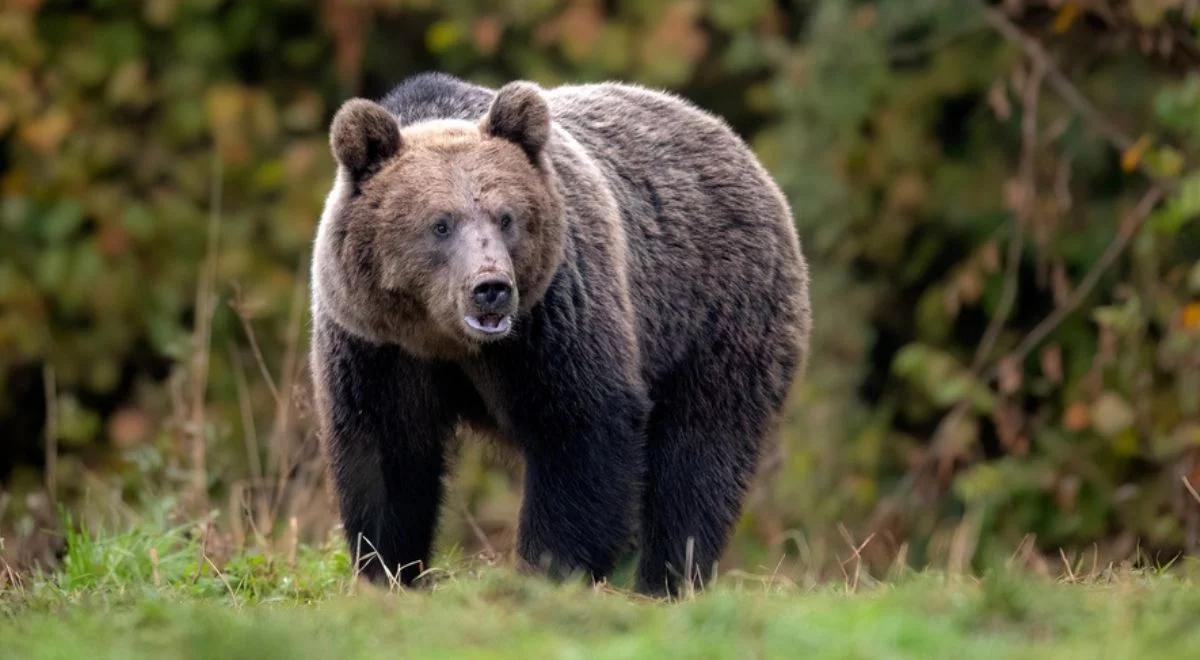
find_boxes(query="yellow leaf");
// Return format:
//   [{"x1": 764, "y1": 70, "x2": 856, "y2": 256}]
[
  {"x1": 1182, "y1": 302, "x2": 1200, "y2": 331},
  {"x1": 1053, "y1": 3, "x2": 1082, "y2": 34},
  {"x1": 426, "y1": 20, "x2": 461, "y2": 53},
  {"x1": 19, "y1": 109, "x2": 72, "y2": 154},
  {"x1": 1121, "y1": 134, "x2": 1152, "y2": 173}
]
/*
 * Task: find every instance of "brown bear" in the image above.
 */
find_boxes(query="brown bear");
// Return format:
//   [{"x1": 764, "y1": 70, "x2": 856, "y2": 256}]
[{"x1": 310, "y1": 73, "x2": 809, "y2": 595}]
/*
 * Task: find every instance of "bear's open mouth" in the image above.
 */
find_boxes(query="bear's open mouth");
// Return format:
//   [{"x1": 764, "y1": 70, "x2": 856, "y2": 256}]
[{"x1": 464, "y1": 313, "x2": 513, "y2": 336}]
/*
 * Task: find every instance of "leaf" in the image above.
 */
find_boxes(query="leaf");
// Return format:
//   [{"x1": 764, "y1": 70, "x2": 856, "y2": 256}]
[
  {"x1": 19, "y1": 108, "x2": 72, "y2": 154},
  {"x1": 1144, "y1": 146, "x2": 1184, "y2": 179},
  {"x1": 1130, "y1": 0, "x2": 1176, "y2": 26},
  {"x1": 471, "y1": 15, "x2": 504, "y2": 54},
  {"x1": 1063, "y1": 403, "x2": 1090, "y2": 432},
  {"x1": 997, "y1": 356, "x2": 1022, "y2": 395},
  {"x1": 426, "y1": 20, "x2": 461, "y2": 53},
  {"x1": 1150, "y1": 171, "x2": 1200, "y2": 234},
  {"x1": 893, "y1": 344, "x2": 995, "y2": 412},
  {"x1": 1120, "y1": 134, "x2": 1152, "y2": 173},
  {"x1": 41, "y1": 201, "x2": 85, "y2": 242},
  {"x1": 1040, "y1": 344, "x2": 1063, "y2": 385},
  {"x1": 1091, "y1": 392, "x2": 1135, "y2": 438},
  {"x1": 706, "y1": 0, "x2": 770, "y2": 31},
  {"x1": 986, "y1": 80, "x2": 1011, "y2": 120},
  {"x1": 1052, "y1": 3, "x2": 1082, "y2": 33},
  {"x1": 1181, "y1": 302, "x2": 1200, "y2": 331}
]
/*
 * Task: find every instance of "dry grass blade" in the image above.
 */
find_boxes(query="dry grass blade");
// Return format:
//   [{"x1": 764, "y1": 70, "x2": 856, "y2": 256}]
[
  {"x1": 354, "y1": 534, "x2": 403, "y2": 592},
  {"x1": 228, "y1": 340, "x2": 264, "y2": 484},
  {"x1": 42, "y1": 364, "x2": 57, "y2": 506},
  {"x1": 460, "y1": 505, "x2": 497, "y2": 560},
  {"x1": 1, "y1": 556, "x2": 25, "y2": 595},
  {"x1": 186, "y1": 153, "x2": 224, "y2": 513},
  {"x1": 204, "y1": 555, "x2": 240, "y2": 609},
  {"x1": 766, "y1": 554, "x2": 788, "y2": 593},
  {"x1": 285, "y1": 516, "x2": 299, "y2": 567},
  {"x1": 193, "y1": 521, "x2": 211, "y2": 583},
  {"x1": 229, "y1": 284, "x2": 281, "y2": 405},
  {"x1": 683, "y1": 536, "x2": 696, "y2": 600},
  {"x1": 1059, "y1": 548, "x2": 1077, "y2": 583},
  {"x1": 268, "y1": 257, "x2": 310, "y2": 527},
  {"x1": 836, "y1": 523, "x2": 876, "y2": 592},
  {"x1": 149, "y1": 547, "x2": 161, "y2": 587},
  {"x1": 1183, "y1": 476, "x2": 1200, "y2": 506}
]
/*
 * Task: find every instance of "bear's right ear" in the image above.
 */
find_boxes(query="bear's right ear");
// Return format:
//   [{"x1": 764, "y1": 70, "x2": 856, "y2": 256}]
[
  {"x1": 330, "y1": 99, "x2": 402, "y2": 181},
  {"x1": 482, "y1": 81, "x2": 551, "y2": 162}
]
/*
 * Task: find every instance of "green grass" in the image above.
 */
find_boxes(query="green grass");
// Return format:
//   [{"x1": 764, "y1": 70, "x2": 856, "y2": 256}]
[{"x1": 4, "y1": 521, "x2": 1200, "y2": 659}]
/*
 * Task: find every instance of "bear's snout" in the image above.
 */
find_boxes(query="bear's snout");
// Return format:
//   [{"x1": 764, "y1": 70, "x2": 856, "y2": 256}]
[
  {"x1": 463, "y1": 272, "x2": 517, "y2": 339},
  {"x1": 471, "y1": 277, "x2": 513, "y2": 313}
]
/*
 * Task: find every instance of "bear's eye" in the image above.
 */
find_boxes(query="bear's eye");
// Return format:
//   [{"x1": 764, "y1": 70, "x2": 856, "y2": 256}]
[
  {"x1": 433, "y1": 218, "x2": 451, "y2": 237},
  {"x1": 499, "y1": 212, "x2": 513, "y2": 231}
]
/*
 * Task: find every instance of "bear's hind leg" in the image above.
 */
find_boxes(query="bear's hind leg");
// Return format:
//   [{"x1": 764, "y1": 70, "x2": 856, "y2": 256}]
[{"x1": 635, "y1": 334, "x2": 798, "y2": 596}]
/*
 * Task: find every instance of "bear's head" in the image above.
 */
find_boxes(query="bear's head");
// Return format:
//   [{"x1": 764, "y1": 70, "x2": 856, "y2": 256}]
[{"x1": 313, "y1": 82, "x2": 565, "y2": 359}]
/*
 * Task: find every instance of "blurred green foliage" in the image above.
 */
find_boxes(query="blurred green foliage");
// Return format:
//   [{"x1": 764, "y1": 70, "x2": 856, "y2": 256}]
[{"x1": 2, "y1": 0, "x2": 1199, "y2": 574}]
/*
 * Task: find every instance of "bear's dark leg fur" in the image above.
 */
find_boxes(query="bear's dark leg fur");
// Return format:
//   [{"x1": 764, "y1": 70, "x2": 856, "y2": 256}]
[
  {"x1": 467, "y1": 283, "x2": 650, "y2": 583},
  {"x1": 312, "y1": 317, "x2": 461, "y2": 585},
  {"x1": 516, "y1": 385, "x2": 648, "y2": 581},
  {"x1": 635, "y1": 332, "x2": 798, "y2": 596}
]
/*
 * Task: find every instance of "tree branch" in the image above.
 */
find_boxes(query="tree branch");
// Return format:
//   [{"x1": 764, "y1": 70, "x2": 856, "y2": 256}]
[
  {"x1": 991, "y1": 184, "x2": 1165, "y2": 375},
  {"x1": 981, "y1": 6, "x2": 1135, "y2": 152}
]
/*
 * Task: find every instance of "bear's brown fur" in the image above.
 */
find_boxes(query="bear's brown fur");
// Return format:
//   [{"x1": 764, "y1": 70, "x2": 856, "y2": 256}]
[{"x1": 311, "y1": 73, "x2": 809, "y2": 595}]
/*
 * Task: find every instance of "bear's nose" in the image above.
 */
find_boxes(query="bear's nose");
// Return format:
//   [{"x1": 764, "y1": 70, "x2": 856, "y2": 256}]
[{"x1": 471, "y1": 278, "x2": 512, "y2": 312}]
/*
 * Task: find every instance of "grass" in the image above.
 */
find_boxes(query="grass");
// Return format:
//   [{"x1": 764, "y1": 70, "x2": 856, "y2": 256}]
[{"x1": 3, "y1": 520, "x2": 1200, "y2": 659}]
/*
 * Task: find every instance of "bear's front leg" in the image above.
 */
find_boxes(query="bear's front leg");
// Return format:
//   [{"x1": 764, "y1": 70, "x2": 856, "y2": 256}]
[
  {"x1": 512, "y1": 372, "x2": 649, "y2": 582},
  {"x1": 312, "y1": 315, "x2": 460, "y2": 586}
]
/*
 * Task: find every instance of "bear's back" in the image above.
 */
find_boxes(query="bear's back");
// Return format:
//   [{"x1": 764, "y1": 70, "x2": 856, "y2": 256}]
[{"x1": 380, "y1": 72, "x2": 493, "y2": 125}]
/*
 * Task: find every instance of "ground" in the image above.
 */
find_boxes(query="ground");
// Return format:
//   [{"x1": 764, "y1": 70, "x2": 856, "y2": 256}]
[{"x1": 2, "y1": 521, "x2": 1199, "y2": 659}]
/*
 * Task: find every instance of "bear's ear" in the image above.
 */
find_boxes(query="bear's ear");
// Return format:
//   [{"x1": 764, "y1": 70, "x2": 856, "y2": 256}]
[
  {"x1": 330, "y1": 99, "x2": 402, "y2": 180},
  {"x1": 482, "y1": 82, "x2": 551, "y2": 162}
]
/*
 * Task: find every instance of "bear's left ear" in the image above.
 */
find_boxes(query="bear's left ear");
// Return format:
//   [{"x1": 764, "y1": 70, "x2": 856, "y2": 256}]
[
  {"x1": 330, "y1": 98, "x2": 402, "y2": 181},
  {"x1": 482, "y1": 82, "x2": 551, "y2": 162}
]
